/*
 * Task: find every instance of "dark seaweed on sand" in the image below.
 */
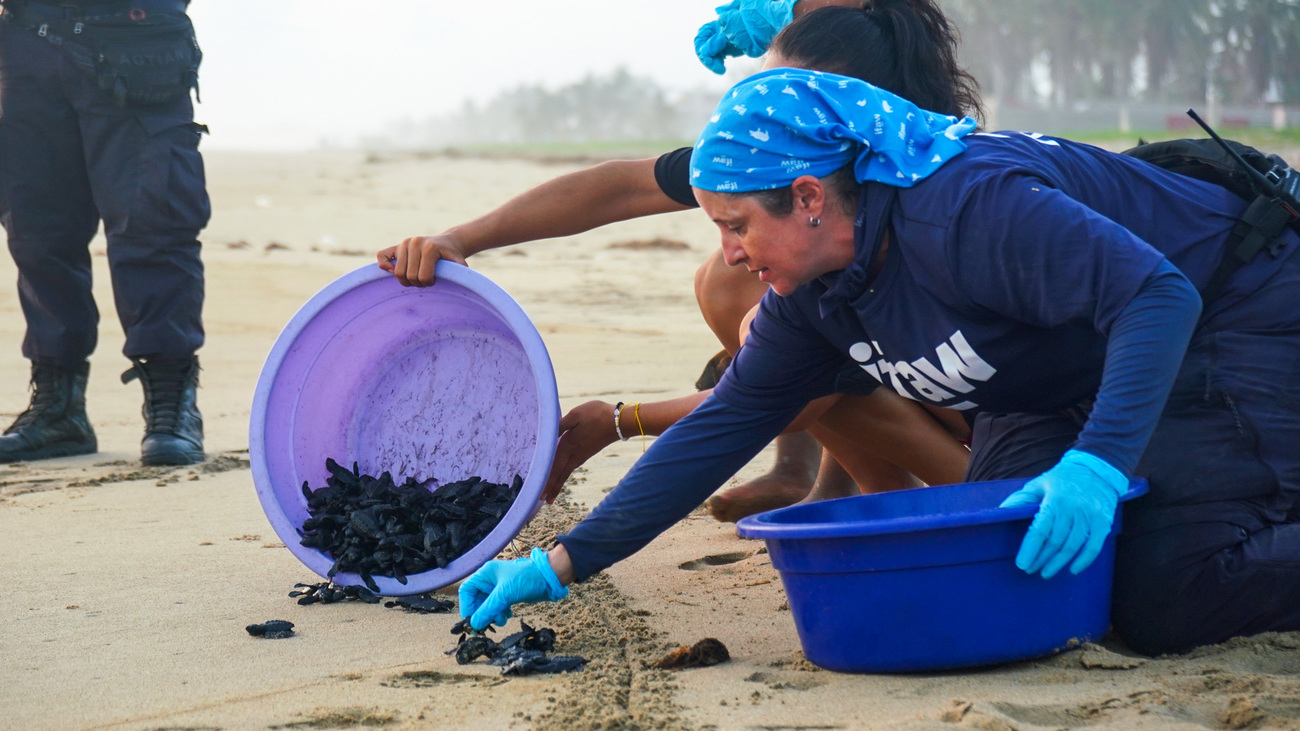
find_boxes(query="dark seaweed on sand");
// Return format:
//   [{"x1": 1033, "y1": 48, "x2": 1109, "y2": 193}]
[{"x1": 297, "y1": 458, "x2": 523, "y2": 592}]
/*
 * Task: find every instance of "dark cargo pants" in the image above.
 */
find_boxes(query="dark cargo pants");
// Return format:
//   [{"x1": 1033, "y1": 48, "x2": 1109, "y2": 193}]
[
  {"x1": 966, "y1": 238, "x2": 1300, "y2": 656},
  {"x1": 0, "y1": 8, "x2": 207, "y2": 366}
]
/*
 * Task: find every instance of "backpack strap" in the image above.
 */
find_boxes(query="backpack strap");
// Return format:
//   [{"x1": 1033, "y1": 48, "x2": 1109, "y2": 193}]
[
  {"x1": 1203, "y1": 193, "x2": 1296, "y2": 302},
  {"x1": 1124, "y1": 137, "x2": 1299, "y2": 304}
]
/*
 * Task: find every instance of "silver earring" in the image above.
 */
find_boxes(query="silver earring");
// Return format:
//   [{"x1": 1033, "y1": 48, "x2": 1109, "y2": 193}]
[{"x1": 809, "y1": 216, "x2": 821, "y2": 227}]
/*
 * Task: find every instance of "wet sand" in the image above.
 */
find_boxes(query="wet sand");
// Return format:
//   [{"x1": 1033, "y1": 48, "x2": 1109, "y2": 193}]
[{"x1": 1, "y1": 149, "x2": 1298, "y2": 730}]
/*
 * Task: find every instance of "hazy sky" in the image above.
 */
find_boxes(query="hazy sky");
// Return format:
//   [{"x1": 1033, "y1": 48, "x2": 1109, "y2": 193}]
[{"x1": 187, "y1": 1, "x2": 741, "y2": 150}]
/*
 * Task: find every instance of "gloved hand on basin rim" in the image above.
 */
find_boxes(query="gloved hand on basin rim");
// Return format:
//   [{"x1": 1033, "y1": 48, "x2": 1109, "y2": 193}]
[
  {"x1": 999, "y1": 449, "x2": 1128, "y2": 579},
  {"x1": 459, "y1": 547, "x2": 570, "y2": 630}
]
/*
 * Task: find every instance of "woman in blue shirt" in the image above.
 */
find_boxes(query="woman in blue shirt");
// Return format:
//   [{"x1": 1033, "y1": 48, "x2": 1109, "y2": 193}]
[{"x1": 458, "y1": 38, "x2": 1300, "y2": 659}]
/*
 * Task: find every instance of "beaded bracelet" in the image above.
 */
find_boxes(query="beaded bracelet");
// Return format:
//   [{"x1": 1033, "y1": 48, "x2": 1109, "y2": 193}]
[{"x1": 613, "y1": 401, "x2": 627, "y2": 441}]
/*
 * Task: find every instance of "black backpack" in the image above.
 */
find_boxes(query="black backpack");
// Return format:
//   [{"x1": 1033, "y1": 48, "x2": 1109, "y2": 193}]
[{"x1": 1123, "y1": 136, "x2": 1300, "y2": 301}]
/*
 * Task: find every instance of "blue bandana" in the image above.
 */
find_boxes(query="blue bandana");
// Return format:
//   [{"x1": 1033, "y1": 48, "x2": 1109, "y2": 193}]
[{"x1": 690, "y1": 69, "x2": 978, "y2": 193}]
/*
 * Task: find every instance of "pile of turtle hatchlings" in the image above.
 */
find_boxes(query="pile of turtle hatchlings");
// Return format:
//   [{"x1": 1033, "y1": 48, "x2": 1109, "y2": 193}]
[
  {"x1": 244, "y1": 459, "x2": 585, "y2": 676},
  {"x1": 297, "y1": 458, "x2": 522, "y2": 591}
]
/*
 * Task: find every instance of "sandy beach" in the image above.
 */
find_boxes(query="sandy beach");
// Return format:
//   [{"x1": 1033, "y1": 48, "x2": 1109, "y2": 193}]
[{"x1": 2, "y1": 149, "x2": 1299, "y2": 731}]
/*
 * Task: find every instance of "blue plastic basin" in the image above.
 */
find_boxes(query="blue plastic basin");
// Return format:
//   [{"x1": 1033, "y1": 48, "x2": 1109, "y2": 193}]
[{"x1": 735, "y1": 477, "x2": 1148, "y2": 673}]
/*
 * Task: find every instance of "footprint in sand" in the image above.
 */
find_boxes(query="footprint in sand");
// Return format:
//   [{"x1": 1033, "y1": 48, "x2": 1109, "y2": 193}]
[
  {"x1": 678, "y1": 551, "x2": 752, "y2": 571},
  {"x1": 381, "y1": 670, "x2": 480, "y2": 688},
  {"x1": 743, "y1": 671, "x2": 827, "y2": 691}
]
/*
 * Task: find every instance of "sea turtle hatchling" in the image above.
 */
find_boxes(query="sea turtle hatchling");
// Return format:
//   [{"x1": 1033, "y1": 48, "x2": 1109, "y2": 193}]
[
  {"x1": 245, "y1": 620, "x2": 296, "y2": 639},
  {"x1": 289, "y1": 581, "x2": 380, "y2": 605},
  {"x1": 384, "y1": 593, "x2": 454, "y2": 614},
  {"x1": 493, "y1": 648, "x2": 587, "y2": 676},
  {"x1": 447, "y1": 619, "x2": 584, "y2": 673}
]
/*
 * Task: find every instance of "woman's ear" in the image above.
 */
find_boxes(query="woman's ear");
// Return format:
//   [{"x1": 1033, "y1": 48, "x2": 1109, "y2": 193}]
[{"x1": 790, "y1": 174, "x2": 828, "y2": 218}]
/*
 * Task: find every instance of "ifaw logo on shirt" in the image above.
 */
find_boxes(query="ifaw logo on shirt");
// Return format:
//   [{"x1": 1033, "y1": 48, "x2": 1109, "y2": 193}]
[{"x1": 847, "y1": 330, "x2": 996, "y2": 410}]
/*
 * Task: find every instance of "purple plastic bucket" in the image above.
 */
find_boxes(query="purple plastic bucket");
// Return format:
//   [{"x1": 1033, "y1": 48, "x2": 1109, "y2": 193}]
[
  {"x1": 736, "y1": 477, "x2": 1148, "y2": 673},
  {"x1": 250, "y1": 262, "x2": 560, "y2": 595}
]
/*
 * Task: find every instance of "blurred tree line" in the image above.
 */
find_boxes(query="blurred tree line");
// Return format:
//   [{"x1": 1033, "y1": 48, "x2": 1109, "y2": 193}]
[
  {"x1": 390, "y1": 68, "x2": 718, "y2": 147},
  {"x1": 377, "y1": 1, "x2": 1297, "y2": 147},
  {"x1": 949, "y1": 0, "x2": 1300, "y2": 106}
]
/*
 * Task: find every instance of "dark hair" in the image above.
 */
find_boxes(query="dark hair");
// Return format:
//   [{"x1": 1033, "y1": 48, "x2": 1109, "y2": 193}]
[
  {"x1": 743, "y1": 0, "x2": 983, "y2": 216},
  {"x1": 773, "y1": 0, "x2": 982, "y2": 122},
  {"x1": 749, "y1": 166, "x2": 858, "y2": 218}
]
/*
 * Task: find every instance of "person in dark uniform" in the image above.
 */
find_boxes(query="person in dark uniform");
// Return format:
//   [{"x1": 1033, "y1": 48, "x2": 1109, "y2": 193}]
[
  {"x1": 457, "y1": 65, "x2": 1300, "y2": 656},
  {"x1": 0, "y1": 0, "x2": 208, "y2": 465}
]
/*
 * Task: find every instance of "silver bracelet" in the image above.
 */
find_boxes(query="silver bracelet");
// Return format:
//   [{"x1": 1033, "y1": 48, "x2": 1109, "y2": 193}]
[{"x1": 613, "y1": 401, "x2": 627, "y2": 441}]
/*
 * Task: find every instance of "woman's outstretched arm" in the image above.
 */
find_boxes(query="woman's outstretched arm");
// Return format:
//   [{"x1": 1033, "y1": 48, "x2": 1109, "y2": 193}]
[{"x1": 378, "y1": 158, "x2": 691, "y2": 286}]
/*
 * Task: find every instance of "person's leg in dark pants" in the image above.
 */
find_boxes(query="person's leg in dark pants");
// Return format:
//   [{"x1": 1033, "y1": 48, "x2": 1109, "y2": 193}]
[
  {"x1": 1114, "y1": 510, "x2": 1300, "y2": 656},
  {"x1": 1112, "y1": 258, "x2": 1300, "y2": 654},
  {"x1": 0, "y1": 18, "x2": 99, "y2": 460},
  {"x1": 1112, "y1": 252, "x2": 1300, "y2": 655},
  {"x1": 0, "y1": 20, "x2": 102, "y2": 365},
  {"x1": 71, "y1": 27, "x2": 210, "y2": 466},
  {"x1": 963, "y1": 266, "x2": 1300, "y2": 655},
  {"x1": 82, "y1": 100, "x2": 208, "y2": 362},
  {"x1": 964, "y1": 405, "x2": 1088, "y2": 484}
]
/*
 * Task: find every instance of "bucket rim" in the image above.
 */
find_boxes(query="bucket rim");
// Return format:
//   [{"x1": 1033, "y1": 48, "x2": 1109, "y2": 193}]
[{"x1": 735, "y1": 477, "x2": 1148, "y2": 541}]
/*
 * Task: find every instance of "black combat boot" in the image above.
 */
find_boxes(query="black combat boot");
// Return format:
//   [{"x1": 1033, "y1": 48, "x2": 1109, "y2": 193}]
[
  {"x1": 122, "y1": 356, "x2": 204, "y2": 466},
  {"x1": 0, "y1": 361, "x2": 98, "y2": 462}
]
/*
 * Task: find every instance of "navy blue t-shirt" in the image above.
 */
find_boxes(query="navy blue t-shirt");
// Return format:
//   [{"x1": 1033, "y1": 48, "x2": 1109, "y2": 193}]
[
  {"x1": 715, "y1": 131, "x2": 1259, "y2": 420},
  {"x1": 557, "y1": 132, "x2": 1285, "y2": 581}
]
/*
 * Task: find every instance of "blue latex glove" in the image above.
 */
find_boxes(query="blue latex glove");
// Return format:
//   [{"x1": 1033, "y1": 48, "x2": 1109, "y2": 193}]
[
  {"x1": 458, "y1": 548, "x2": 569, "y2": 630},
  {"x1": 694, "y1": 0, "x2": 795, "y2": 74},
  {"x1": 999, "y1": 450, "x2": 1128, "y2": 579},
  {"x1": 694, "y1": 20, "x2": 739, "y2": 75}
]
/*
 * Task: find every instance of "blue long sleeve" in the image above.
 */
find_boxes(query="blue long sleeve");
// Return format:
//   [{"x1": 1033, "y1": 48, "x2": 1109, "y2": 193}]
[
  {"x1": 556, "y1": 394, "x2": 801, "y2": 581},
  {"x1": 1073, "y1": 259, "x2": 1201, "y2": 474}
]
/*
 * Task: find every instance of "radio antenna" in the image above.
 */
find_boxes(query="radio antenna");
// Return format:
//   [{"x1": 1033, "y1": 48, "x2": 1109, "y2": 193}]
[{"x1": 1186, "y1": 108, "x2": 1281, "y2": 198}]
